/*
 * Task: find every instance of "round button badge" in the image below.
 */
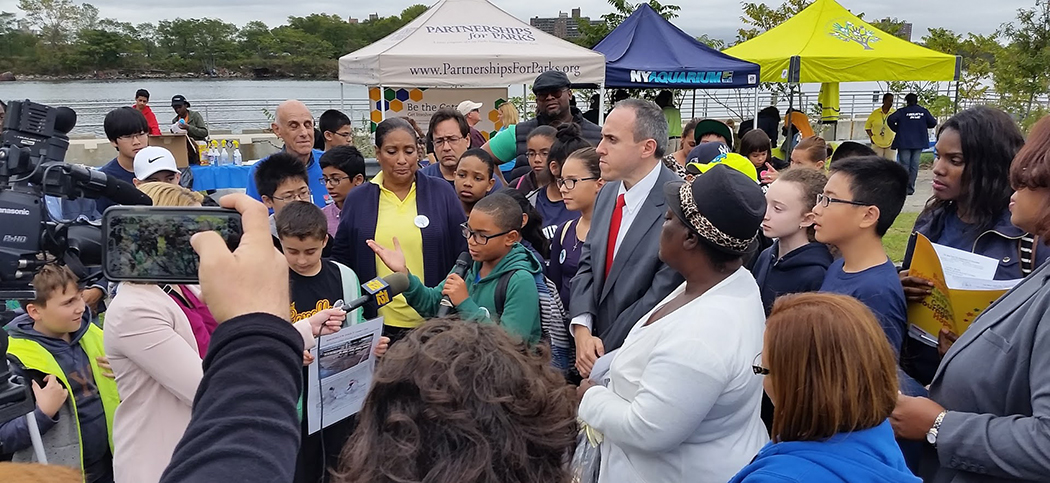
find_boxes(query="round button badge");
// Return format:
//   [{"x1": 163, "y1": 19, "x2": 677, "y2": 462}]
[{"x1": 414, "y1": 215, "x2": 430, "y2": 229}]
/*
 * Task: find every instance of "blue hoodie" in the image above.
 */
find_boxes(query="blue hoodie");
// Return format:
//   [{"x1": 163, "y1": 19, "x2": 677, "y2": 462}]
[
  {"x1": 1, "y1": 313, "x2": 110, "y2": 472},
  {"x1": 750, "y1": 241, "x2": 833, "y2": 316},
  {"x1": 728, "y1": 421, "x2": 920, "y2": 483}
]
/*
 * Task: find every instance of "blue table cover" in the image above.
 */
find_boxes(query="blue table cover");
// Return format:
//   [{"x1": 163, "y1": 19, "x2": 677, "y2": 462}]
[{"x1": 190, "y1": 164, "x2": 254, "y2": 190}]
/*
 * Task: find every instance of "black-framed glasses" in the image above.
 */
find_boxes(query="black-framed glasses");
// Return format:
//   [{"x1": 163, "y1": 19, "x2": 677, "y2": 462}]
[
  {"x1": 752, "y1": 353, "x2": 769, "y2": 376},
  {"x1": 117, "y1": 132, "x2": 148, "y2": 141},
  {"x1": 557, "y1": 177, "x2": 599, "y2": 190},
  {"x1": 461, "y1": 222, "x2": 512, "y2": 245},
  {"x1": 815, "y1": 193, "x2": 870, "y2": 208},
  {"x1": 320, "y1": 176, "x2": 349, "y2": 186},
  {"x1": 271, "y1": 190, "x2": 312, "y2": 202},
  {"x1": 527, "y1": 150, "x2": 550, "y2": 159}
]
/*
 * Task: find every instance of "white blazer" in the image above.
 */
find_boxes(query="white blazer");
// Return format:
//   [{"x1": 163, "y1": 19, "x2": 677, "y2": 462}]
[{"x1": 578, "y1": 267, "x2": 769, "y2": 483}]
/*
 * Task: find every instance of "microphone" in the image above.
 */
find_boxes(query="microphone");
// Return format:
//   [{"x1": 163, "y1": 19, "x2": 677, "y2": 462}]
[
  {"x1": 437, "y1": 251, "x2": 473, "y2": 317},
  {"x1": 99, "y1": 175, "x2": 153, "y2": 206},
  {"x1": 54, "y1": 107, "x2": 77, "y2": 135},
  {"x1": 340, "y1": 273, "x2": 411, "y2": 314},
  {"x1": 33, "y1": 162, "x2": 153, "y2": 206}
]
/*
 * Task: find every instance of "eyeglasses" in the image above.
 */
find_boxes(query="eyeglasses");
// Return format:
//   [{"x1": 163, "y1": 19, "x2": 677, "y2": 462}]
[
  {"x1": 557, "y1": 177, "x2": 599, "y2": 190},
  {"x1": 331, "y1": 131, "x2": 353, "y2": 139},
  {"x1": 320, "y1": 176, "x2": 349, "y2": 186},
  {"x1": 815, "y1": 193, "x2": 870, "y2": 208},
  {"x1": 461, "y1": 222, "x2": 512, "y2": 245},
  {"x1": 433, "y1": 136, "x2": 465, "y2": 147},
  {"x1": 118, "y1": 132, "x2": 148, "y2": 141},
  {"x1": 752, "y1": 353, "x2": 769, "y2": 376},
  {"x1": 527, "y1": 150, "x2": 550, "y2": 159},
  {"x1": 271, "y1": 190, "x2": 312, "y2": 202}
]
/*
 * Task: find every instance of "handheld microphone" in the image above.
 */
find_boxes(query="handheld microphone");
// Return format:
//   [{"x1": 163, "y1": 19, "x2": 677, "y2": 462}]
[
  {"x1": 340, "y1": 273, "x2": 411, "y2": 314},
  {"x1": 437, "y1": 252, "x2": 473, "y2": 317}
]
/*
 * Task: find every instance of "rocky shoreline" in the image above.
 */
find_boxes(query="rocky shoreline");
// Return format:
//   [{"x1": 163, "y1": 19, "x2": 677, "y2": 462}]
[{"x1": 1, "y1": 69, "x2": 334, "y2": 82}]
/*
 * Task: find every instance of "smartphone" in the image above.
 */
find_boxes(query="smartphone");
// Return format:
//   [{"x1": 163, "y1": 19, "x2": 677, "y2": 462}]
[{"x1": 102, "y1": 206, "x2": 242, "y2": 284}]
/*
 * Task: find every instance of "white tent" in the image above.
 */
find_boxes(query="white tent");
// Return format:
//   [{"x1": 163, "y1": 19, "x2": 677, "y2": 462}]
[{"x1": 338, "y1": 0, "x2": 606, "y2": 88}]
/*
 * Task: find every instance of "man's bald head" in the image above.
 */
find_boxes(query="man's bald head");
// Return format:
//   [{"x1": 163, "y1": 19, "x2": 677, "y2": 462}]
[{"x1": 272, "y1": 100, "x2": 315, "y2": 160}]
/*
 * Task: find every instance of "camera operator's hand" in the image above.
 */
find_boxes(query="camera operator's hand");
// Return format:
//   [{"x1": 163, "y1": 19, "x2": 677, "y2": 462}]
[
  {"x1": 82, "y1": 287, "x2": 105, "y2": 313},
  {"x1": 191, "y1": 194, "x2": 289, "y2": 323}
]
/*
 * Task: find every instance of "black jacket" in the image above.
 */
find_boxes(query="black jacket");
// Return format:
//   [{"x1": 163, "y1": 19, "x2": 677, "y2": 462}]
[{"x1": 750, "y1": 241, "x2": 834, "y2": 315}]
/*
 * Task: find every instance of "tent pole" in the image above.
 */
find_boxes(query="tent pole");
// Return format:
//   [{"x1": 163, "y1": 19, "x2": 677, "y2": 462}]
[
  {"x1": 340, "y1": 83, "x2": 345, "y2": 112},
  {"x1": 598, "y1": 84, "x2": 606, "y2": 125},
  {"x1": 753, "y1": 86, "x2": 759, "y2": 132},
  {"x1": 379, "y1": 85, "x2": 387, "y2": 121},
  {"x1": 691, "y1": 90, "x2": 696, "y2": 118}
]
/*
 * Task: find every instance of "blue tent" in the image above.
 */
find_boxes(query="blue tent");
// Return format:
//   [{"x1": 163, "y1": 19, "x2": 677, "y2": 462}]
[{"x1": 594, "y1": 4, "x2": 760, "y2": 89}]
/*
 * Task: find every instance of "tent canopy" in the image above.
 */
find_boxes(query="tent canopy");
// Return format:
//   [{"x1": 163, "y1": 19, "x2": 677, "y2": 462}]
[
  {"x1": 338, "y1": 0, "x2": 605, "y2": 87},
  {"x1": 724, "y1": 0, "x2": 960, "y2": 83},
  {"x1": 594, "y1": 4, "x2": 759, "y2": 89}
]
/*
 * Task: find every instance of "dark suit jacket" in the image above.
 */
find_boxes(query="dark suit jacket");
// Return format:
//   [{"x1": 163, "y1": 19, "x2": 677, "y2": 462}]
[
  {"x1": 921, "y1": 259, "x2": 1050, "y2": 482},
  {"x1": 568, "y1": 164, "x2": 684, "y2": 352}
]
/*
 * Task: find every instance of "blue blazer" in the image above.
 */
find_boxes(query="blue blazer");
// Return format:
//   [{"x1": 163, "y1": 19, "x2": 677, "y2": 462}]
[{"x1": 330, "y1": 172, "x2": 467, "y2": 319}]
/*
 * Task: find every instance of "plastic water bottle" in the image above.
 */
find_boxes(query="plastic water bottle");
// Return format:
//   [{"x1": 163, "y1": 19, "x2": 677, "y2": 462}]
[
  {"x1": 219, "y1": 140, "x2": 230, "y2": 166},
  {"x1": 232, "y1": 140, "x2": 243, "y2": 166}
]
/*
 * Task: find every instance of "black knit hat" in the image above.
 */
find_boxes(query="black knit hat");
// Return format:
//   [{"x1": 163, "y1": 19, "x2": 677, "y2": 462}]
[{"x1": 663, "y1": 164, "x2": 766, "y2": 255}]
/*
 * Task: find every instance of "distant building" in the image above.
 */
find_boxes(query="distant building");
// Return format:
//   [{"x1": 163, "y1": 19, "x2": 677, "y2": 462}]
[
  {"x1": 368, "y1": 13, "x2": 379, "y2": 22},
  {"x1": 899, "y1": 23, "x2": 913, "y2": 42},
  {"x1": 531, "y1": 8, "x2": 590, "y2": 40},
  {"x1": 348, "y1": 17, "x2": 359, "y2": 24}
]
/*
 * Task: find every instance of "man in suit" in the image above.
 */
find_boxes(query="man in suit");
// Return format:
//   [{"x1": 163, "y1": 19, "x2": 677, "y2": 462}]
[{"x1": 569, "y1": 98, "x2": 685, "y2": 377}]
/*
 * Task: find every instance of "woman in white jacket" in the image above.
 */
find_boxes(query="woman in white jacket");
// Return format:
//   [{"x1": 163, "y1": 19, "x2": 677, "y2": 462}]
[{"x1": 577, "y1": 165, "x2": 769, "y2": 483}]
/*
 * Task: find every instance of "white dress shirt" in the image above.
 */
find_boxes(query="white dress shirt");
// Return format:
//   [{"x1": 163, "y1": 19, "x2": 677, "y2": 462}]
[
  {"x1": 578, "y1": 267, "x2": 769, "y2": 483},
  {"x1": 572, "y1": 160, "x2": 664, "y2": 334}
]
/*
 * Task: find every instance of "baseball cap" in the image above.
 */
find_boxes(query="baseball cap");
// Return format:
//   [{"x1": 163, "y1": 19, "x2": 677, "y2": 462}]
[
  {"x1": 693, "y1": 119, "x2": 733, "y2": 146},
  {"x1": 532, "y1": 70, "x2": 572, "y2": 93},
  {"x1": 171, "y1": 95, "x2": 189, "y2": 107},
  {"x1": 457, "y1": 100, "x2": 483, "y2": 115},
  {"x1": 134, "y1": 146, "x2": 179, "y2": 181},
  {"x1": 685, "y1": 142, "x2": 758, "y2": 183}
]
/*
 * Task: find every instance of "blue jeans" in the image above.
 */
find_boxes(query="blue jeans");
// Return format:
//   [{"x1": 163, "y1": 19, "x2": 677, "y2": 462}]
[{"x1": 898, "y1": 149, "x2": 923, "y2": 194}]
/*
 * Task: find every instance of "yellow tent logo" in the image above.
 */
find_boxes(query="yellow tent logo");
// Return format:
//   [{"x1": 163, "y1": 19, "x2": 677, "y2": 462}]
[{"x1": 828, "y1": 20, "x2": 881, "y2": 50}]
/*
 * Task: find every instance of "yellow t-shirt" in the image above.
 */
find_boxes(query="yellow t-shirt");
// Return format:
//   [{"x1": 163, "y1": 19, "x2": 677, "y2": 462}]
[
  {"x1": 865, "y1": 107, "x2": 896, "y2": 148},
  {"x1": 372, "y1": 172, "x2": 425, "y2": 328}
]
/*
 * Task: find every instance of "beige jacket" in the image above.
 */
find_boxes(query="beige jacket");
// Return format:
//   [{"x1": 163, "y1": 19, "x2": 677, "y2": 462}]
[{"x1": 103, "y1": 283, "x2": 315, "y2": 483}]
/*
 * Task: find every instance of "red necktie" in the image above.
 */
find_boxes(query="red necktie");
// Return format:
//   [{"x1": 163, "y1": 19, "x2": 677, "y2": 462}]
[{"x1": 605, "y1": 194, "x2": 626, "y2": 279}]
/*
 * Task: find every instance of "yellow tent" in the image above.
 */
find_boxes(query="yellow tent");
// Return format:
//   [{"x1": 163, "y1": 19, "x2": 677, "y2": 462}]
[{"x1": 724, "y1": 0, "x2": 960, "y2": 83}]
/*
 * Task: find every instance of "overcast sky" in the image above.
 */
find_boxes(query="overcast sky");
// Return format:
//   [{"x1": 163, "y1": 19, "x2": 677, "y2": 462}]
[{"x1": 0, "y1": 0, "x2": 1032, "y2": 43}]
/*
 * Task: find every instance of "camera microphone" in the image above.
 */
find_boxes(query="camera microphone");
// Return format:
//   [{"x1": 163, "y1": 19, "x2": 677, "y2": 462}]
[{"x1": 341, "y1": 273, "x2": 411, "y2": 314}]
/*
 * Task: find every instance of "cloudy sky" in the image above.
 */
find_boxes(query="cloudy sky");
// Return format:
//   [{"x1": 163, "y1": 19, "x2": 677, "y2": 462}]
[{"x1": 0, "y1": 0, "x2": 1032, "y2": 43}]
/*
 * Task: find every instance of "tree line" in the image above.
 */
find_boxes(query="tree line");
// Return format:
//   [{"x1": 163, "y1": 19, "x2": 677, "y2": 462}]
[{"x1": 0, "y1": 0, "x2": 427, "y2": 78}]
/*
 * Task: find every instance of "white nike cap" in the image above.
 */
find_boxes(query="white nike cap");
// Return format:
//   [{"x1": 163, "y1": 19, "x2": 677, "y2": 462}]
[{"x1": 133, "y1": 146, "x2": 180, "y2": 181}]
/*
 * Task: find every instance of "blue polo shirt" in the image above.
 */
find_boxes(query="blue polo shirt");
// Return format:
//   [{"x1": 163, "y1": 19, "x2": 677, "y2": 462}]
[{"x1": 245, "y1": 148, "x2": 330, "y2": 208}]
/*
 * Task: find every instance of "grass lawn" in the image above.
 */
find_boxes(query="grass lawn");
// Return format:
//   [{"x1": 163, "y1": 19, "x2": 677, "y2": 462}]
[{"x1": 883, "y1": 212, "x2": 919, "y2": 264}]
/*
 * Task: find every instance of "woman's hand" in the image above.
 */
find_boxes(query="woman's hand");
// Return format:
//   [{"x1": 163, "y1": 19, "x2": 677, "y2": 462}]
[
  {"x1": 900, "y1": 269, "x2": 935, "y2": 303},
  {"x1": 441, "y1": 274, "x2": 469, "y2": 306},
  {"x1": 938, "y1": 328, "x2": 959, "y2": 358},
  {"x1": 96, "y1": 356, "x2": 115, "y2": 379},
  {"x1": 366, "y1": 238, "x2": 408, "y2": 275},
  {"x1": 573, "y1": 326, "x2": 605, "y2": 378},
  {"x1": 577, "y1": 377, "x2": 598, "y2": 402},
  {"x1": 760, "y1": 162, "x2": 779, "y2": 184},
  {"x1": 302, "y1": 350, "x2": 315, "y2": 366},
  {"x1": 373, "y1": 336, "x2": 391, "y2": 358},
  {"x1": 890, "y1": 393, "x2": 946, "y2": 440},
  {"x1": 307, "y1": 308, "x2": 346, "y2": 337}
]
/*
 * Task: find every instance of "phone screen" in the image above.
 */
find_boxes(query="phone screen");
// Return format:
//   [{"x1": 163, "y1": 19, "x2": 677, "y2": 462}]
[{"x1": 102, "y1": 207, "x2": 242, "y2": 283}]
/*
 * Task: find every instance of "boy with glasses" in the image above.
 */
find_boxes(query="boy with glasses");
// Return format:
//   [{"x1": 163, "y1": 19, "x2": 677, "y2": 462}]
[
  {"x1": 318, "y1": 145, "x2": 366, "y2": 236},
  {"x1": 254, "y1": 152, "x2": 313, "y2": 244},
  {"x1": 97, "y1": 107, "x2": 150, "y2": 212},
  {"x1": 318, "y1": 109, "x2": 353, "y2": 152},
  {"x1": 368, "y1": 192, "x2": 542, "y2": 345}
]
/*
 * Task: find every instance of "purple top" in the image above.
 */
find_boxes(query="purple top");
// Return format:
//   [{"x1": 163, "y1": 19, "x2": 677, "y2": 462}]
[
  {"x1": 545, "y1": 218, "x2": 583, "y2": 308},
  {"x1": 322, "y1": 203, "x2": 341, "y2": 236}
]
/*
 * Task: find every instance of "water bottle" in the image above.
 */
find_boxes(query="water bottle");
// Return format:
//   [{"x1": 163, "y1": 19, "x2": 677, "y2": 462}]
[
  {"x1": 219, "y1": 140, "x2": 230, "y2": 166},
  {"x1": 209, "y1": 140, "x2": 219, "y2": 165},
  {"x1": 232, "y1": 140, "x2": 243, "y2": 165}
]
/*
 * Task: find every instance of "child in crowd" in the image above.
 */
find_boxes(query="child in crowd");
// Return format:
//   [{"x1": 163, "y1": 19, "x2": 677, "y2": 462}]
[
  {"x1": 530, "y1": 124, "x2": 589, "y2": 240},
  {"x1": 547, "y1": 147, "x2": 603, "y2": 309},
  {"x1": 829, "y1": 141, "x2": 877, "y2": 165},
  {"x1": 318, "y1": 146, "x2": 366, "y2": 236},
  {"x1": 132, "y1": 146, "x2": 182, "y2": 186},
  {"x1": 0, "y1": 265, "x2": 119, "y2": 483},
  {"x1": 791, "y1": 135, "x2": 830, "y2": 171},
  {"x1": 740, "y1": 129, "x2": 787, "y2": 188},
  {"x1": 751, "y1": 168, "x2": 833, "y2": 316},
  {"x1": 275, "y1": 201, "x2": 384, "y2": 483},
  {"x1": 499, "y1": 187, "x2": 551, "y2": 262},
  {"x1": 367, "y1": 193, "x2": 543, "y2": 345},
  {"x1": 133, "y1": 89, "x2": 161, "y2": 136},
  {"x1": 318, "y1": 109, "x2": 352, "y2": 152},
  {"x1": 254, "y1": 151, "x2": 312, "y2": 243},
  {"x1": 454, "y1": 149, "x2": 497, "y2": 215},
  {"x1": 96, "y1": 107, "x2": 150, "y2": 212},
  {"x1": 814, "y1": 156, "x2": 909, "y2": 353},
  {"x1": 511, "y1": 126, "x2": 557, "y2": 194}
]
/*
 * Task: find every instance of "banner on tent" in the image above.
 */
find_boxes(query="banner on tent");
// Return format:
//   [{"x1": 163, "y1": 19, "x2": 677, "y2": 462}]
[
  {"x1": 608, "y1": 68, "x2": 759, "y2": 89},
  {"x1": 368, "y1": 87, "x2": 509, "y2": 138}
]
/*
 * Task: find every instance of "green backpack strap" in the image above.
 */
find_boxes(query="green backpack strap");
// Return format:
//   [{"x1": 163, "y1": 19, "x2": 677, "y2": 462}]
[
  {"x1": 333, "y1": 261, "x2": 364, "y2": 325},
  {"x1": 493, "y1": 271, "x2": 514, "y2": 323}
]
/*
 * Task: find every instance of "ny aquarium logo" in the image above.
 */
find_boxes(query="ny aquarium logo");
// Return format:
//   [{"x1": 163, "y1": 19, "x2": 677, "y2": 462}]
[{"x1": 630, "y1": 70, "x2": 734, "y2": 85}]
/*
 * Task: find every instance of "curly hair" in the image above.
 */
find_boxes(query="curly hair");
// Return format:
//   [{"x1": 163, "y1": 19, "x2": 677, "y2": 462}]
[{"x1": 334, "y1": 319, "x2": 578, "y2": 483}]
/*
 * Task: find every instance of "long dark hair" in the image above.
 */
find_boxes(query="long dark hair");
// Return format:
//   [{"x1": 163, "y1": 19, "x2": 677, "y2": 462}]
[
  {"x1": 335, "y1": 319, "x2": 577, "y2": 483},
  {"x1": 925, "y1": 106, "x2": 1023, "y2": 233},
  {"x1": 497, "y1": 187, "x2": 550, "y2": 259}
]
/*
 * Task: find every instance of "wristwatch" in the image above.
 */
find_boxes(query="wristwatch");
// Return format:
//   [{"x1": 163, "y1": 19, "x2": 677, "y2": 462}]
[{"x1": 926, "y1": 410, "x2": 948, "y2": 446}]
